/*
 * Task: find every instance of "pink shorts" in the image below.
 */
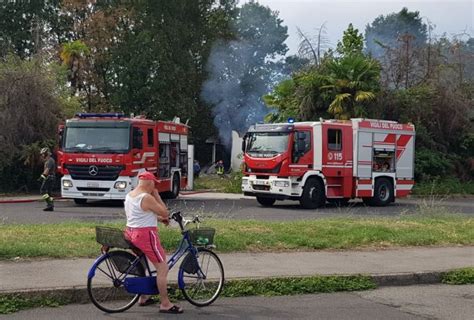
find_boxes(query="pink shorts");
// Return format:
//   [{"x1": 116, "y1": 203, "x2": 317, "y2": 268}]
[{"x1": 125, "y1": 227, "x2": 166, "y2": 264}]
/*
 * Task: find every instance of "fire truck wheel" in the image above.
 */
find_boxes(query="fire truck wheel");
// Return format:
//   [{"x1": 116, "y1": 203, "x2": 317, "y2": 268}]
[
  {"x1": 370, "y1": 177, "x2": 393, "y2": 207},
  {"x1": 169, "y1": 173, "x2": 181, "y2": 199},
  {"x1": 73, "y1": 198, "x2": 87, "y2": 205},
  {"x1": 300, "y1": 178, "x2": 325, "y2": 209},
  {"x1": 256, "y1": 197, "x2": 276, "y2": 207}
]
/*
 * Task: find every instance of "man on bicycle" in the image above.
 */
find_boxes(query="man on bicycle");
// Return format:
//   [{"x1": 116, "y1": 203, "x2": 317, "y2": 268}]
[{"x1": 124, "y1": 171, "x2": 183, "y2": 314}]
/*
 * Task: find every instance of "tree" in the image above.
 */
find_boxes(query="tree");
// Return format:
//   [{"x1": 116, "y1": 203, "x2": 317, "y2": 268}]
[
  {"x1": 322, "y1": 55, "x2": 380, "y2": 119},
  {"x1": 60, "y1": 40, "x2": 90, "y2": 94},
  {"x1": 297, "y1": 23, "x2": 329, "y2": 67},
  {"x1": 201, "y1": 1, "x2": 288, "y2": 146},
  {"x1": 0, "y1": 55, "x2": 62, "y2": 190},
  {"x1": 365, "y1": 7, "x2": 428, "y2": 57},
  {"x1": 364, "y1": 8, "x2": 429, "y2": 89},
  {"x1": 94, "y1": 0, "x2": 237, "y2": 153},
  {"x1": 336, "y1": 23, "x2": 364, "y2": 56}
]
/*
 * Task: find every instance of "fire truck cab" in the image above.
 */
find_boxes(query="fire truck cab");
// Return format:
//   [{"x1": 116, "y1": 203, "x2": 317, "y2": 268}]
[
  {"x1": 57, "y1": 113, "x2": 189, "y2": 204},
  {"x1": 241, "y1": 118, "x2": 415, "y2": 208}
]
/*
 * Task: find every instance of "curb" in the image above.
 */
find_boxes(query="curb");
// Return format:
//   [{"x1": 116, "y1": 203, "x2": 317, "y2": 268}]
[
  {"x1": 0, "y1": 271, "x2": 447, "y2": 305},
  {"x1": 0, "y1": 197, "x2": 66, "y2": 204}
]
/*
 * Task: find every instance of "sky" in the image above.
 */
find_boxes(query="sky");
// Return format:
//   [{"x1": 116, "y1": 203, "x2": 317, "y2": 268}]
[{"x1": 246, "y1": 0, "x2": 474, "y2": 54}]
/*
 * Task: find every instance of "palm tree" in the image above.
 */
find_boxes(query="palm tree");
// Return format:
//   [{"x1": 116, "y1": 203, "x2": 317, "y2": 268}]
[
  {"x1": 60, "y1": 40, "x2": 90, "y2": 93},
  {"x1": 321, "y1": 55, "x2": 380, "y2": 119}
]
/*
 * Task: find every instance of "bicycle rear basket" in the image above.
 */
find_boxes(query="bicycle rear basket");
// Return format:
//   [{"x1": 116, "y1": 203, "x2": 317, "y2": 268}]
[
  {"x1": 188, "y1": 227, "x2": 215, "y2": 246},
  {"x1": 95, "y1": 226, "x2": 131, "y2": 249}
]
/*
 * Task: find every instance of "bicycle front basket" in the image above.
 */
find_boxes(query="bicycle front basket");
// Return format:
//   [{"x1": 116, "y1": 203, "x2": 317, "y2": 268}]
[
  {"x1": 95, "y1": 226, "x2": 131, "y2": 249},
  {"x1": 188, "y1": 227, "x2": 215, "y2": 246}
]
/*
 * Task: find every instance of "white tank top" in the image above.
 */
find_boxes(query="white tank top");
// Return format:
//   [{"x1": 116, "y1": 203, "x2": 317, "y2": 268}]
[{"x1": 125, "y1": 193, "x2": 157, "y2": 228}]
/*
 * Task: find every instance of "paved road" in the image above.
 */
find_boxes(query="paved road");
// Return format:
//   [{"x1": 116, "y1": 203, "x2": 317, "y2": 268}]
[
  {"x1": 2, "y1": 284, "x2": 473, "y2": 319},
  {"x1": 0, "y1": 197, "x2": 472, "y2": 224}
]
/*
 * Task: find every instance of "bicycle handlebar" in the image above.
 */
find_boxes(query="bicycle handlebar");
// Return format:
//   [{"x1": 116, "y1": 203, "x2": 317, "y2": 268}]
[{"x1": 170, "y1": 211, "x2": 201, "y2": 231}]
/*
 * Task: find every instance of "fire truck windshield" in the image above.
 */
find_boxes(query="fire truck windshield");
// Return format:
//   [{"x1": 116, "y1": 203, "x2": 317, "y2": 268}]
[
  {"x1": 246, "y1": 132, "x2": 289, "y2": 156},
  {"x1": 63, "y1": 126, "x2": 130, "y2": 153}
]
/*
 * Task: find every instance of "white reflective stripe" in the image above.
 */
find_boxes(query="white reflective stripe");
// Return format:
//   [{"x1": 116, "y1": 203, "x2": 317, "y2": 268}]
[
  {"x1": 133, "y1": 152, "x2": 156, "y2": 164},
  {"x1": 396, "y1": 185, "x2": 414, "y2": 190},
  {"x1": 322, "y1": 165, "x2": 352, "y2": 168},
  {"x1": 357, "y1": 185, "x2": 372, "y2": 190},
  {"x1": 289, "y1": 165, "x2": 307, "y2": 168},
  {"x1": 150, "y1": 231, "x2": 164, "y2": 263}
]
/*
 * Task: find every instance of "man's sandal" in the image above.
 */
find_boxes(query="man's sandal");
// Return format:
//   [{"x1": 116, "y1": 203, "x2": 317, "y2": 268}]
[
  {"x1": 138, "y1": 298, "x2": 157, "y2": 307},
  {"x1": 159, "y1": 305, "x2": 183, "y2": 314}
]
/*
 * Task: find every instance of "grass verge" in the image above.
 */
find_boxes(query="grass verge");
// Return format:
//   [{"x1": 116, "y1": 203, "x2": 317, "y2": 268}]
[
  {"x1": 0, "y1": 275, "x2": 375, "y2": 314},
  {"x1": 442, "y1": 268, "x2": 474, "y2": 285},
  {"x1": 1, "y1": 215, "x2": 473, "y2": 259},
  {"x1": 0, "y1": 295, "x2": 70, "y2": 314}
]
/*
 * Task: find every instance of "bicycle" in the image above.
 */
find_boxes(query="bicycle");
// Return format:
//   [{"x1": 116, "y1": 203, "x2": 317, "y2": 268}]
[{"x1": 87, "y1": 211, "x2": 225, "y2": 313}]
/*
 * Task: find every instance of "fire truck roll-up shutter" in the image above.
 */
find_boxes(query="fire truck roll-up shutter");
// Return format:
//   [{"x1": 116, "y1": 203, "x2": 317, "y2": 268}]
[
  {"x1": 180, "y1": 135, "x2": 187, "y2": 151},
  {"x1": 170, "y1": 134, "x2": 179, "y2": 142},
  {"x1": 357, "y1": 131, "x2": 373, "y2": 178},
  {"x1": 159, "y1": 133, "x2": 170, "y2": 143},
  {"x1": 396, "y1": 134, "x2": 415, "y2": 179}
]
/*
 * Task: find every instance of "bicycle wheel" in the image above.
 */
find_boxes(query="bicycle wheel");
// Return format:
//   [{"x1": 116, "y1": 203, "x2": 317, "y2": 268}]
[
  {"x1": 179, "y1": 248, "x2": 224, "y2": 307},
  {"x1": 87, "y1": 250, "x2": 145, "y2": 313}
]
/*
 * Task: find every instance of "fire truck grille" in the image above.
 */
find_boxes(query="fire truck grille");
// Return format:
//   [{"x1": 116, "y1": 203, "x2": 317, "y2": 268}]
[
  {"x1": 77, "y1": 187, "x2": 111, "y2": 192},
  {"x1": 252, "y1": 185, "x2": 270, "y2": 191},
  {"x1": 65, "y1": 165, "x2": 124, "y2": 181},
  {"x1": 247, "y1": 163, "x2": 281, "y2": 174}
]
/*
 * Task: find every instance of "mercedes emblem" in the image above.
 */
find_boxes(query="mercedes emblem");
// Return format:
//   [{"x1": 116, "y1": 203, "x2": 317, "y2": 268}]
[{"x1": 89, "y1": 165, "x2": 99, "y2": 176}]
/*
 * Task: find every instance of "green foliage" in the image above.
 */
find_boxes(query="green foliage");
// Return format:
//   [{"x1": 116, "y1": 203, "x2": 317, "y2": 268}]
[
  {"x1": 442, "y1": 268, "x2": 474, "y2": 285},
  {"x1": 264, "y1": 79, "x2": 299, "y2": 122},
  {"x1": 365, "y1": 7, "x2": 428, "y2": 56},
  {"x1": 0, "y1": 55, "x2": 63, "y2": 191},
  {"x1": 336, "y1": 23, "x2": 364, "y2": 56},
  {"x1": 266, "y1": 52, "x2": 380, "y2": 121},
  {"x1": 0, "y1": 0, "x2": 63, "y2": 59},
  {"x1": 415, "y1": 149, "x2": 453, "y2": 180},
  {"x1": 0, "y1": 295, "x2": 66, "y2": 314}
]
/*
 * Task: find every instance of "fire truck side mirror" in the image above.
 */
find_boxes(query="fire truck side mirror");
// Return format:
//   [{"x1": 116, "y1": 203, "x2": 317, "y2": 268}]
[
  {"x1": 58, "y1": 127, "x2": 64, "y2": 149},
  {"x1": 241, "y1": 135, "x2": 247, "y2": 152}
]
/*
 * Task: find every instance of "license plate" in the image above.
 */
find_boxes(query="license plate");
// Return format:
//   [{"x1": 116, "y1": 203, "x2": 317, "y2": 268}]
[
  {"x1": 253, "y1": 180, "x2": 268, "y2": 185},
  {"x1": 87, "y1": 182, "x2": 99, "y2": 187}
]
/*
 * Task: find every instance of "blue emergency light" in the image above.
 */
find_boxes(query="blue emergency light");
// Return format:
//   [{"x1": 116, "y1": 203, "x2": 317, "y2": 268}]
[
  {"x1": 75, "y1": 113, "x2": 124, "y2": 119},
  {"x1": 288, "y1": 117, "x2": 295, "y2": 123}
]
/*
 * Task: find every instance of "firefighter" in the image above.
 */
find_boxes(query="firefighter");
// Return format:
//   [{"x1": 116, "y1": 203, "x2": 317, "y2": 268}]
[
  {"x1": 193, "y1": 160, "x2": 201, "y2": 178},
  {"x1": 39, "y1": 147, "x2": 56, "y2": 211},
  {"x1": 216, "y1": 160, "x2": 224, "y2": 176}
]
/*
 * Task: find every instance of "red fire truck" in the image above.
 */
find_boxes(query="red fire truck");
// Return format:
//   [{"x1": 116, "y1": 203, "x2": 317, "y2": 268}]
[
  {"x1": 57, "y1": 113, "x2": 189, "y2": 204},
  {"x1": 241, "y1": 118, "x2": 415, "y2": 208}
]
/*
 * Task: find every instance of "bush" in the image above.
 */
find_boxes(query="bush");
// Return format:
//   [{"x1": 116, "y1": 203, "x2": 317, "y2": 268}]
[{"x1": 415, "y1": 148, "x2": 454, "y2": 181}]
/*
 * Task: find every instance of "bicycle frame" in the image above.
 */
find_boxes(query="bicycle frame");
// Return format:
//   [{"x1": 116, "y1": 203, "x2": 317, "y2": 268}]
[{"x1": 87, "y1": 229, "x2": 204, "y2": 294}]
